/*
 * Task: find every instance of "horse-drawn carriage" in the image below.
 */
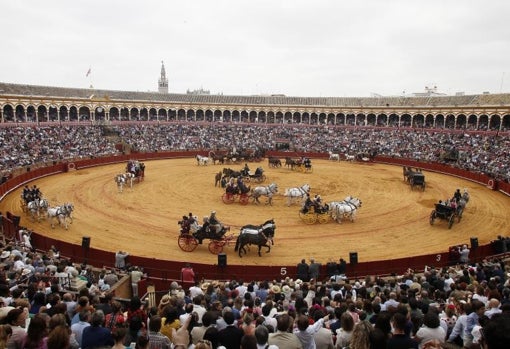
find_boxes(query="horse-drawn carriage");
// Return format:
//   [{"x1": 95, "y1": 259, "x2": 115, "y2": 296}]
[
  {"x1": 291, "y1": 157, "x2": 313, "y2": 173},
  {"x1": 403, "y1": 167, "x2": 425, "y2": 191},
  {"x1": 177, "y1": 215, "x2": 276, "y2": 256},
  {"x1": 245, "y1": 167, "x2": 266, "y2": 183},
  {"x1": 126, "y1": 160, "x2": 145, "y2": 182},
  {"x1": 222, "y1": 191, "x2": 250, "y2": 205},
  {"x1": 299, "y1": 205, "x2": 330, "y2": 224},
  {"x1": 429, "y1": 203, "x2": 460, "y2": 229},
  {"x1": 268, "y1": 157, "x2": 282, "y2": 168},
  {"x1": 177, "y1": 215, "x2": 235, "y2": 254}
]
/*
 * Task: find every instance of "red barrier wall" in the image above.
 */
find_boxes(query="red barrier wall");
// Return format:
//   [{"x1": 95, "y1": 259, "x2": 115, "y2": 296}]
[{"x1": 1, "y1": 151, "x2": 506, "y2": 288}]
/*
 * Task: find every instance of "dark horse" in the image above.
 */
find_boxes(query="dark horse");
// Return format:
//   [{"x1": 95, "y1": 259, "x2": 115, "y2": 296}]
[
  {"x1": 214, "y1": 171, "x2": 222, "y2": 187},
  {"x1": 234, "y1": 219, "x2": 276, "y2": 257}
]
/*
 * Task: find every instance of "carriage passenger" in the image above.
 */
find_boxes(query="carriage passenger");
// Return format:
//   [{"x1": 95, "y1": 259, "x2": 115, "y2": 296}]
[
  {"x1": 237, "y1": 176, "x2": 250, "y2": 194},
  {"x1": 313, "y1": 195, "x2": 325, "y2": 213},
  {"x1": 179, "y1": 215, "x2": 191, "y2": 234},
  {"x1": 208, "y1": 211, "x2": 223, "y2": 237},
  {"x1": 226, "y1": 178, "x2": 237, "y2": 194},
  {"x1": 302, "y1": 194, "x2": 314, "y2": 213},
  {"x1": 254, "y1": 167, "x2": 263, "y2": 177}
]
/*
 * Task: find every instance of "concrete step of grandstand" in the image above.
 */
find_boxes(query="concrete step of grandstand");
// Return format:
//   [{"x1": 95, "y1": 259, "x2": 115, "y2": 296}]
[{"x1": 69, "y1": 276, "x2": 88, "y2": 292}]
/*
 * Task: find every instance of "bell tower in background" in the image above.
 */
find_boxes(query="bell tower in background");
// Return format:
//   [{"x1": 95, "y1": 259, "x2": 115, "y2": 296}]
[{"x1": 158, "y1": 61, "x2": 168, "y2": 94}]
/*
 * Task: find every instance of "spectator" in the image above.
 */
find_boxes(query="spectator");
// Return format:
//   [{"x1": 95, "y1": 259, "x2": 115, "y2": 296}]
[
  {"x1": 335, "y1": 312, "x2": 354, "y2": 348},
  {"x1": 191, "y1": 311, "x2": 217, "y2": 345},
  {"x1": 81, "y1": 310, "x2": 114, "y2": 349},
  {"x1": 268, "y1": 313, "x2": 302, "y2": 348},
  {"x1": 20, "y1": 313, "x2": 48, "y2": 349},
  {"x1": 309, "y1": 259, "x2": 321, "y2": 282},
  {"x1": 5, "y1": 307, "x2": 28, "y2": 349},
  {"x1": 414, "y1": 312, "x2": 445, "y2": 349},
  {"x1": 46, "y1": 325, "x2": 70, "y2": 349},
  {"x1": 217, "y1": 310, "x2": 244, "y2": 349},
  {"x1": 387, "y1": 312, "x2": 418, "y2": 349},
  {"x1": 130, "y1": 266, "x2": 144, "y2": 297},
  {"x1": 296, "y1": 259, "x2": 309, "y2": 282},
  {"x1": 111, "y1": 326, "x2": 128, "y2": 349},
  {"x1": 181, "y1": 263, "x2": 196, "y2": 290},
  {"x1": 126, "y1": 297, "x2": 147, "y2": 345},
  {"x1": 147, "y1": 315, "x2": 171, "y2": 349},
  {"x1": 482, "y1": 313, "x2": 510, "y2": 349},
  {"x1": 294, "y1": 312, "x2": 329, "y2": 349},
  {"x1": 459, "y1": 245, "x2": 470, "y2": 264},
  {"x1": 115, "y1": 251, "x2": 129, "y2": 270},
  {"x1": 70, "y1": 310, "x2": 91, "y2": 348}
]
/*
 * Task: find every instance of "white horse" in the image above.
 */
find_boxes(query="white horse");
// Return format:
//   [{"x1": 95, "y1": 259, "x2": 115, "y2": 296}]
[
  {"x1": 251, "y1": 183, "x2": 278, "y2": 205},
  {"x1": 328, "y1": 151, "x2": 340, "y2": 161},
  {"x1": 196, "y1": 155, "x2": 211, "y2": 166},
  {"x1": 115, "y1": 174, "x2": 126, "y2": 193},
  {"x1": 345, "y1": 154, "x2": 355, "y2": 162},
  {"x1": 283, "y1": 184, "x2": 311, "y2": 206},
  {"x1": 47, "y1": 205, "x2": 67, "y2": 229},
  {"x1": 456, "y1": 189, "x2": 470, "y2": 217},
  {"x1": 462, "y1": 189, "x2": 470, "y2": 204},
  {"x1": 27, "y1": 200, "x2": 41, "y2": 222},
  {"x1": 26, "y1": 198, "x2": 49, "y2": 221},
  {"x1": 328, "y1": 196, "x2": 362, "y2": 223},
  {"x1": 124, "y1": 172, "x2": 135, "y2": 188},
  {"x1": 47, "y1": 203, "x2": 74, "y2": 229}
]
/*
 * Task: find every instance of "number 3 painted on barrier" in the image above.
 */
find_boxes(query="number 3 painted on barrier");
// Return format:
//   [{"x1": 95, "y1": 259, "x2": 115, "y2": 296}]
[
  {"x1": 280, "y1": 267, "x2": 287, "y2": 276},
  {"x1": 436, "y1": 254, "x2": 441, "y2": 262}
]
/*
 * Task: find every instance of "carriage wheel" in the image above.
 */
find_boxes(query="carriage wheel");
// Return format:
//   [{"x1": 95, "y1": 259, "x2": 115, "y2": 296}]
[
  {"x1": 208, "y1": 240, "x2": 224, "y2": 254},
  {"x1": 448, "y1": 215, "x2": 455, "y2": 229},
  {"x1": 429, "y1": 210, "x2": 436, "y2": 225},
  {"x1": 299, "y1": 211, "x2": 317, "y2": 224},
  {"x1": 239, "y1": 194, "x2": 250, "y2": 205},
  {"x1": 317, "y1": 213, "x2": 330, "y2": 224},
  {"x1": 178, "y1": 235, "x2": 198, "y2": 252},
  {"x1": 221, "y1": 193, "x2": 235, "y2": 204}
]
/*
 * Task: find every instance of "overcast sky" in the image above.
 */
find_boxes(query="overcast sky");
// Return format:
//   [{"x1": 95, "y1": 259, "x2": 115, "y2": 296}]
[{"x1": 2, "y1": 1, "x2": 509, "y2": 97}]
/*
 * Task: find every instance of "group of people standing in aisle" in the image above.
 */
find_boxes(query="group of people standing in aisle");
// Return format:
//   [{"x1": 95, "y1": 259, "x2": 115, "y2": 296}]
[{"x1": 296, "y1": 258, "x2": 348, "y2": 282}]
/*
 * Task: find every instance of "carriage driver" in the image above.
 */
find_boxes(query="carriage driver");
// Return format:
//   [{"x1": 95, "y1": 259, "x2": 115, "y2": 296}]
[
  {"x1": 242, "y1": 163, "x2": 250, "y2": 177},
  {"x1": 453, "y1": 188, "x2": 462, "y2": 202}
]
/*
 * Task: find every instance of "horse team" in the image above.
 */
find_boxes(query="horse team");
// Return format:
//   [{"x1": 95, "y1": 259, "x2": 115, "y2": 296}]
[
  {"x1": 21, "y1": 188, "x2": 74, "y2": 230},
  {"x1": 115, "y1": 160, "x2": 145, "y2": 193}
]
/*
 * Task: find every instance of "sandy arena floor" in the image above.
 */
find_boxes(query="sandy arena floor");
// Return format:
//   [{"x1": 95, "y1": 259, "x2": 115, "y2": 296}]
[{"x1": 1, "y1": 158, "x2": 509, "y2": 267}]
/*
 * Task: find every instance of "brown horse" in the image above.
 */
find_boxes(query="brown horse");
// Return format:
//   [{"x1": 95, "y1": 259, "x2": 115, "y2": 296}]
[{"x1": 214, "y1": 171, "x2": 222, "y2": 187}]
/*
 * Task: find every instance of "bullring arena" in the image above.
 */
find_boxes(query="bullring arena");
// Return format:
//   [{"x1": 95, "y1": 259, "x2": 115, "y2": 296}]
[
  {"x1": 2, "y1": 157, "x2": 510, "y2": 267},
  {"x1": 1, "y1": 81, "x2": 510, "y2": 284}
]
